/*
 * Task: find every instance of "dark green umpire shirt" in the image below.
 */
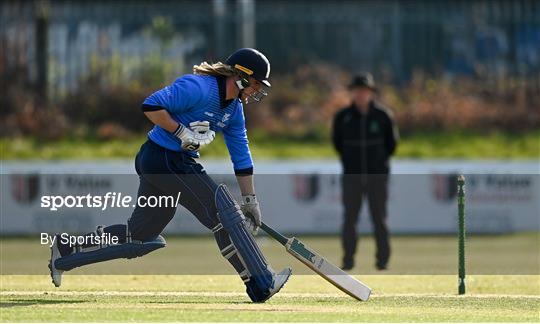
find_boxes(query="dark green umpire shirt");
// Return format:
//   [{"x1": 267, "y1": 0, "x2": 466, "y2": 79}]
[{"x1": 332, "y1": 100, "x2": 399, "y2": 174}]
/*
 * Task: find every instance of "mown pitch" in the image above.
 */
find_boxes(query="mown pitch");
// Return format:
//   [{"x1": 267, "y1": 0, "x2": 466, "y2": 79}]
[{"x1": 1, "y1": 275, "x2": 539, "y2": 322}]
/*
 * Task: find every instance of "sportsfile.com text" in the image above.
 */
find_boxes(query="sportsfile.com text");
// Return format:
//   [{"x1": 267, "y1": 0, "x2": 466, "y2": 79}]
[{"x1": 40, "y1": 192, "x2": 182, "y2": 211}]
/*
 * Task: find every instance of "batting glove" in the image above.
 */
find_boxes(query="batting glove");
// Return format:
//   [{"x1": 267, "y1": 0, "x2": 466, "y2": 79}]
[
  {"x1": 241, "y1": 194, "x2": 261, "y2": 236},
  {"x1": 173, "y1": 121, "x2": 215, "y2": 151}
]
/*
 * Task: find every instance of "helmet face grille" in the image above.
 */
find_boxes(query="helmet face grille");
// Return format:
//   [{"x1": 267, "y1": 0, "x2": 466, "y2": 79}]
[
  {"x1": 245, "y1": 88, "x2": 268, "y2": 104},
  {"x1": 235, "y1": 79, "x2": 268, "y2": 105}
]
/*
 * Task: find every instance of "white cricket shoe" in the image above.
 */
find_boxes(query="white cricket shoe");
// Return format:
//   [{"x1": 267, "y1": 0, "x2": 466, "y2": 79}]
[
  {"x1": 48, "y1": 234, "x2": 64, "y2": 287},
  {"x1": 265, "y1": 267, "x2": 292, "y2": 301}
]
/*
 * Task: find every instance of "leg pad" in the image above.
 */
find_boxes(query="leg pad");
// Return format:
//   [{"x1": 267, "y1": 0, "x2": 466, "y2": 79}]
[
  {"x1": 54, "y1": 236, "x2": 166, "y2": 271},
  {"x1": 215, "y1": 184, "x2": 273, "y2": 291}
]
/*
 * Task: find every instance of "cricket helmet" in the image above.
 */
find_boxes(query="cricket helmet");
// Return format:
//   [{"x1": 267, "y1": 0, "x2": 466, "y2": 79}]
[{"x1": 226, "y1": 48, "x2": 271, "y2": 88}]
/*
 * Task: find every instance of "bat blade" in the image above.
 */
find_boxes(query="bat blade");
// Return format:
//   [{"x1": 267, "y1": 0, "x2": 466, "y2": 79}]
[
  {"x1": 259, "y1": 222, "x2": 371, "y2": 301},
  {"x1": 286, "y1": 237, "x2": 371, "y2": 301}
]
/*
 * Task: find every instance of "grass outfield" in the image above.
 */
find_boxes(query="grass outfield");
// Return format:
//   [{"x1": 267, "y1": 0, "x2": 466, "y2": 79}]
[
  {"x1": 1, "y1": 234, "x2": 539, "y2": 322},
  {"x1": 1, "y1": 275, "x2": 539, "y2": 322},
  {"x1": 1, "y1": 234, "x2": 538, "y2": 275},
  {"x1": 1, "y1": 129, "x2": 539, "y2": 159}
]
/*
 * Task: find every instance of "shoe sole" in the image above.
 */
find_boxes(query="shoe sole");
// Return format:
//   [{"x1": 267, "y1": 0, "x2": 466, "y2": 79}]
[
  {"x1": 48, "y1": 257, "x2": 59, "y2": 287},
  {"x1": 49, "y1": 239, "x2": 62, "y2": 288}
]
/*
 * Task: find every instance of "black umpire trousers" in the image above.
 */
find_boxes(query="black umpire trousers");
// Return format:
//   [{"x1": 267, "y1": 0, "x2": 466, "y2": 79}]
[{"x1": 341, "y1": 174, "x2": 390, "y2": 268}]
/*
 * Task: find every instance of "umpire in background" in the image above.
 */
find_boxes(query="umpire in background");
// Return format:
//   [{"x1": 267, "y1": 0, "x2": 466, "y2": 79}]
[{"x1": 332, "y1": 73, "x2": 399, "y2": 271}]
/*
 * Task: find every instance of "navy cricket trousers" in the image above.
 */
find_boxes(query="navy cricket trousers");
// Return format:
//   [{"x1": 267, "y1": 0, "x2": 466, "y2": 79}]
[
  {"x1": 57, "y1": 139, "x2": 248, "y2": 281},
  {"x1": 128, "y1": 139, "x2": 221, "y2": 240},
  {"x1": 126, "y1": 140, "x2": 248, "y2": 279}
]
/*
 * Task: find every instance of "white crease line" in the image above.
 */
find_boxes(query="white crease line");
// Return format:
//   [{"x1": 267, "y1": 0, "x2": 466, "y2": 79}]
[{"x1": 1, "y1": 291, "x2": 538, "y2": 299}]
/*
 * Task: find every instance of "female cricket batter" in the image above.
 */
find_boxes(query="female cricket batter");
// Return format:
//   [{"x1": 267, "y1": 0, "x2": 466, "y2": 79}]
[{"x1": 49, "y1": 48, "x2": 291, "y2": 303}]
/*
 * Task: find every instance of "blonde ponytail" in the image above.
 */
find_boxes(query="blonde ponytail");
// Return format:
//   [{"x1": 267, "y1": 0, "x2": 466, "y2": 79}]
[{"x1": 193, "y1": 62, "x2": 237, "y2": 77}]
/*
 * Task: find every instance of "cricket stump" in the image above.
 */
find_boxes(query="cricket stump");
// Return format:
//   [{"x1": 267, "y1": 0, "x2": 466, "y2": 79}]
[{"x1": 457, "y1": 174, "x2": 466, "y2": 295}]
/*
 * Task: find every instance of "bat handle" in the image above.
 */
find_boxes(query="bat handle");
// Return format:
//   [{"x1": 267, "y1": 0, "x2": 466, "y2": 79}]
[{"x1": 260, "y1": 222, "x2": 289, "y2": 246}]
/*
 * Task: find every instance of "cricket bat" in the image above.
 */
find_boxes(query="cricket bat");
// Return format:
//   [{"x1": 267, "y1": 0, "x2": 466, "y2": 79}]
[{"x1": 260, "y1": 222, "x2": 371, "y2": 301}]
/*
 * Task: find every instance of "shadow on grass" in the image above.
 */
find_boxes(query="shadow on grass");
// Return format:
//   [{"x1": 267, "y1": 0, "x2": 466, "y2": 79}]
[
  {"x1": 0, "y1": 299, "x2": 86, "y2": 308},
  {"x1": 144, "y1": 298, "x2": 248, "y2": 305}
]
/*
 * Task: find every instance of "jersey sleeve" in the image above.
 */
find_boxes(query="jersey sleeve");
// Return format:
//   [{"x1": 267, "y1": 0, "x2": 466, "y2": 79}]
[
  {"x1": 142, "y1": 75, "x2": 208, "y2": 114},
  {"x1": 223, "y1": 105, "x2": 254, "y2": 172}
]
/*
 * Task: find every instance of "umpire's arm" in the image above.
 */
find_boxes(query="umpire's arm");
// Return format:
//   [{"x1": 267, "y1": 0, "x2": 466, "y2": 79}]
[
  {"x1": 331, "y1": 112, "x2": 343, "y2": 154},
  {"x1": 384, "y1": 111, "x2": 399, "y2": 156}
]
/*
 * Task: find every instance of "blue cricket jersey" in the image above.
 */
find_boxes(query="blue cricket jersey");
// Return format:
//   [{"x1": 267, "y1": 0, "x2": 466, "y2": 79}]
[{"x1": 142, "y1": 74, "x2": 253, "y2": 171}]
